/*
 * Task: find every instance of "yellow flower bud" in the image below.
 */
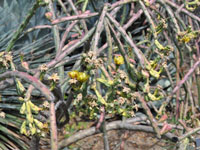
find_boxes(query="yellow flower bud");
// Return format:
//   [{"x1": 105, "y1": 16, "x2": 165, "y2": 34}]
[
  {"x1": 34, "y1": 119, "x2": 43, "y2": 129},
  {"x1": 16, "y1": 80, "x2": 25, "y2": 94},
  {"x1": 29, "y1": 123, "x2": 36, "y2": 135},
  {"x1": 20, "y1": 121, "x2": 28, "y2": 136},
  {"x1": 114, "y1": 55, "x2": 124, "y2": 65},
  {"x1": 20, "y1": 103, "x2": 26, "y2": 114},
  {"x1": 26, "y1": 102, "x2": 33, "y2": 123},
  {"x1": 68, "y1": 70, "x2": 79, "y2": 79},
  {"x1": 28, "y1": 101, "x2": 41, "y2": 114},
  {"x1": 77, "y1": 72, "x2": 89, "y2": 82}
]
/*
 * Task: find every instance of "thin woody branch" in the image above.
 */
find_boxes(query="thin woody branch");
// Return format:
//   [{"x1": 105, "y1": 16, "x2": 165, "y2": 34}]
[
  {"x1": 136, "y1": 92, "x2": 161, "y2": 138},
  {"x1": 92, "y1": 4, "x2": 108, "y2": 53},
  {"x1": 51, "y1": 11, "x2": 98, "y2": 25}
]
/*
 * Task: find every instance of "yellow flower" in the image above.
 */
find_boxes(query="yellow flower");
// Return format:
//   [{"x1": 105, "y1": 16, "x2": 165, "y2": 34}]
[
  {"x1": 77, "y1": 72, "x2": 89, "y2": 82},
  {"x1": 181, "y1": 36, "x2": 191, "y2": 43},
  {"x1": 48, "y1": 73, "x2": 59, "y2": 82},
  {"x1": 68, "y1": 70, "x2": 79, "y2": 79},
  {"x1": 114, "y1": 55, "x2": 124, "y2": 65}
]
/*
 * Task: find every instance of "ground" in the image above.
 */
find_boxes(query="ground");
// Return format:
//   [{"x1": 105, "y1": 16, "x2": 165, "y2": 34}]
[{"x1": 69, "y1": 130, "x2": 177, "y2": 150}]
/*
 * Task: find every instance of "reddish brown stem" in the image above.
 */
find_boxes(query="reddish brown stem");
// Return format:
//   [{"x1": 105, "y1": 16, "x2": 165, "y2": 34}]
[
  {"x1": 50, "y1": 102, "x2": 58, "y2": 150},
  {"x1": 96, "y1": 106, "x2": 105, "y2": 130},
  {"x1": 136, "y1": 92, "x2": 161, "y2": 138}
]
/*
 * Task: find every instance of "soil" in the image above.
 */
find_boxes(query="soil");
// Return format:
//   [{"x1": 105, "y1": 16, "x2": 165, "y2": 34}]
[{"x1": 69, "y1": 130, "x2": 177, "y2": 150}]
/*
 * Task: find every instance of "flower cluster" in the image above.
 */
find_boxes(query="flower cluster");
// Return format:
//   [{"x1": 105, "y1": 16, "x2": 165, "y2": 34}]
[
  {"x1": 83, "y1": 51, "x2": 103, "y2": 69},
  {"x1": 73, "y1": 94, "x2": 99, "y2": 119}
]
